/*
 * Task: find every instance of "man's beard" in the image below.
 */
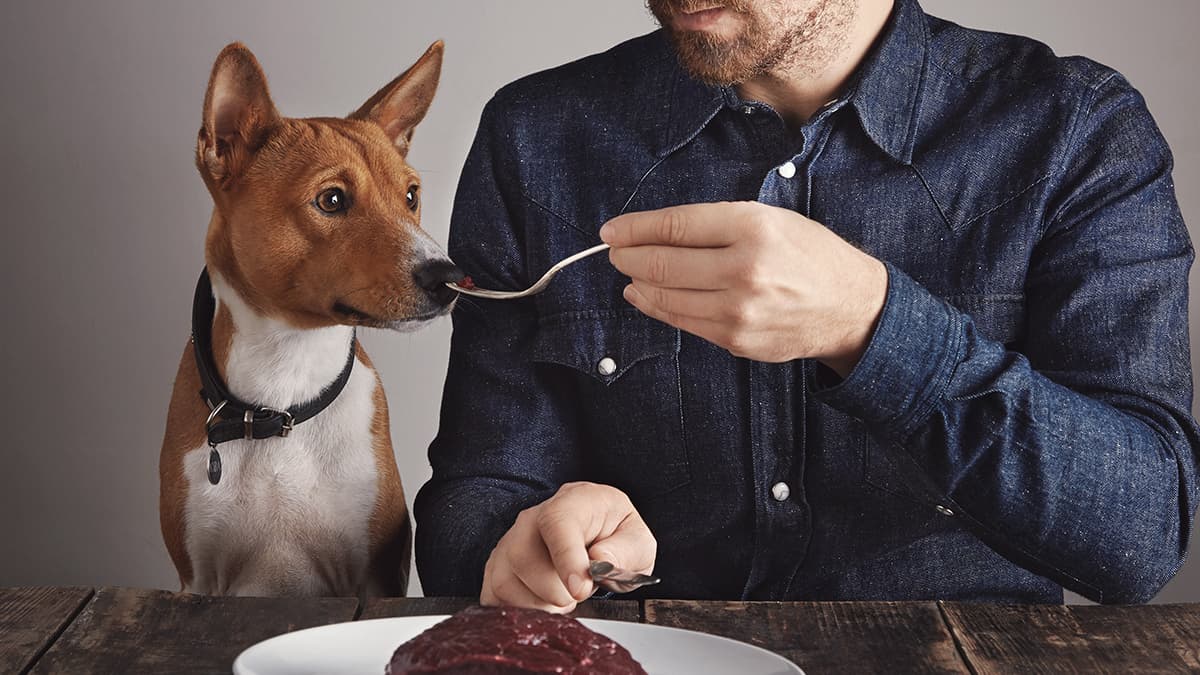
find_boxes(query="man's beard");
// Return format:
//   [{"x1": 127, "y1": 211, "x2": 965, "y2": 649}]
[
  {"x1": 646, "y1": 0, "x2": 844, "y2": 86},
  {"x1": 669, "y1": 25, "x2": 796, "y2": 85}
]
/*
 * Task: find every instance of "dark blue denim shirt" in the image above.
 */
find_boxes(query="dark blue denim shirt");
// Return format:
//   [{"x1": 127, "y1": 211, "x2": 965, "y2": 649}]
[{"x1": 416, "y1": 0, "x2": 1200, "y2": 604}]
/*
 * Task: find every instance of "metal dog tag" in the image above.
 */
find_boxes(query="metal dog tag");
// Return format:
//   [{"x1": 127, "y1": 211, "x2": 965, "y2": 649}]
[{"x1": 207, "y1": 446, "x2": 222, "y2": 485}]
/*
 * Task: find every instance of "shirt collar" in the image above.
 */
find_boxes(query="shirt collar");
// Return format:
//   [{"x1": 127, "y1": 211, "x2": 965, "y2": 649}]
[
  {"x1": 849, "y1": 0, "x2": 928, "y2": 165},
  {"x1": 657, "y1": 0, "x2": 928, "y2": 165},
  {"x1": 657, "y1": 44, "x2": 726, "y2": 159}
]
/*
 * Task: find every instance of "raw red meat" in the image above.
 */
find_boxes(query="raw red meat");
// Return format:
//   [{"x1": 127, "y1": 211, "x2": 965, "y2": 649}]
[{"x1": 386, "y1": 605, "x2": 647, "y2": 674}]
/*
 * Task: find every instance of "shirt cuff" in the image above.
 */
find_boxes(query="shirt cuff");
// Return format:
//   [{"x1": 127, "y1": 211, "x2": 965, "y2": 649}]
[{"x1": 812, "y1": 262, "x2": 965, "y2": 438}]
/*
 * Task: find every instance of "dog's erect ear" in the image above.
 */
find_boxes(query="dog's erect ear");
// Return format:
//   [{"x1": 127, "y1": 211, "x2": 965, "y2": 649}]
[
  {"x1": 350, "y1": 41, "x2": 443, "y2": 157},
  {"x1": 198, "y1": 43, "x2": 280, "y2": 184}
]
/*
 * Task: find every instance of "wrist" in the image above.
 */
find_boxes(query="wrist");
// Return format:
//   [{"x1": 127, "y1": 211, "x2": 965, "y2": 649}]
[{"x1": 820, "y1": 257, "x2": 888, "y2": 377}]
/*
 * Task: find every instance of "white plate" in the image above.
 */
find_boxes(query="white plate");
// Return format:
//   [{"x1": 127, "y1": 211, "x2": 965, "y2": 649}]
[{"x1": 233, "y1": 615, "x2": 804, "y2": 675}]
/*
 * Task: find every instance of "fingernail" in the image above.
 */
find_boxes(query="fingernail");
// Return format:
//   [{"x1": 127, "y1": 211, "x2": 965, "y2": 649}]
[
  {"x1": 568, "y1": 573, "x2": 586, "y2": 599},
  {"x1": 623, "y1": 284, "x2": 639, "y2": 304},
  {"x1": 599, "y1": 222, "x2": 613, "y2": 242}
]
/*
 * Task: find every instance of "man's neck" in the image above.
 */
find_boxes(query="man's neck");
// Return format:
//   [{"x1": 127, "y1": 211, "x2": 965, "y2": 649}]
[{"x1": 736, "y1": 0, "x2": 895, "y2": 129}]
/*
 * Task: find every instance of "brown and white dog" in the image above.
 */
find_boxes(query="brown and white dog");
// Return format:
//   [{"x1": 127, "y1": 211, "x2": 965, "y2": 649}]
[{"x1": 159, "y1": 41, "x2": 459, "y2": 597}]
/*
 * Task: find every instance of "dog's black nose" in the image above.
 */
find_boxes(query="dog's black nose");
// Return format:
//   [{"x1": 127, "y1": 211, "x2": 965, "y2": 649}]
[{"x1": 414, "y1": 259, "x2": 465, "y2": 306}]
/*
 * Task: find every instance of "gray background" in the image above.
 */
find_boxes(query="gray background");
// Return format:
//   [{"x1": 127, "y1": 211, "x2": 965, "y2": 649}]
[{"x1": 1, "y1": 0, "x2": 1197, "y2": 603}]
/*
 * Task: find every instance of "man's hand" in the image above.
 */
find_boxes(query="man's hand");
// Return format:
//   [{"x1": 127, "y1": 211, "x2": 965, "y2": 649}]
[
  {"x1": 481, "y1": 482, "x2": 656, "y2": 613},
  {"x1": 600, "y1": 202, "x2": 888, "y2": 376}
]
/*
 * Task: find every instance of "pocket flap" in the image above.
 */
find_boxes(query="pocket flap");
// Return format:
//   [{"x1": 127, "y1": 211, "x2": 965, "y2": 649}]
[{"x1": 532, "y1": 310, "x2": 680, "y2": 384}]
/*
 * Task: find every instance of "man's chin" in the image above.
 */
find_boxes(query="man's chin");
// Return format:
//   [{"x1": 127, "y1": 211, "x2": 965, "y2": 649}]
[{"x1": 668, "y1": 31, "x2": 755, "y2": 85}]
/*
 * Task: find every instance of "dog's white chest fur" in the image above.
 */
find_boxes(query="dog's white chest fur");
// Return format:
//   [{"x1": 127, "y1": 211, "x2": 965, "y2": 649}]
[{"x1": 182, "y1": 276, "x2": 381, "y2": 597}]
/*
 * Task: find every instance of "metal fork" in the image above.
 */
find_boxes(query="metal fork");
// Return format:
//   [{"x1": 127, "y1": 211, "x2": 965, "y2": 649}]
[
  {"x1": 589, "y1": 559, "x2": 661, "y2": 594},
  {"x1": 445, "y1": 243, "x2": 611, "y2": 300}
]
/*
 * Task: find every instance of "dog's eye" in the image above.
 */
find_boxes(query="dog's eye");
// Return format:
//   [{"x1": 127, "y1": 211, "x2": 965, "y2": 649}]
[
  {"x1": 315, "y1": 188, "x2": 349, "y2": 214},
  {"x1": 405, "y1": 185, "x2": 420, "y2": 212}
]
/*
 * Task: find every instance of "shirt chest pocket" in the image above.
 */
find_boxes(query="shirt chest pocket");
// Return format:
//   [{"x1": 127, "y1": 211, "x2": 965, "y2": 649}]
[{"x1": 531, "y1": 311, "x2": 692, "y2": 501}]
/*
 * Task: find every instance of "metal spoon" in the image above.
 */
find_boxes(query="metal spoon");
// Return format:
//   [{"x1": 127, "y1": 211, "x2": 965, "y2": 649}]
[
  {"x1": 589, "y1": 559, "x2": 661, "y2": 594},
  {"x1": 446, "y1": 243, "x2": 611, "y2": 300}
]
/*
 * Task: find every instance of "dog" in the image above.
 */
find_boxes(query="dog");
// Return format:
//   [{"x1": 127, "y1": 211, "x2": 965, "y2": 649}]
[{"x1": 159, "y1": 41, "x2": 460, "y2": 597}]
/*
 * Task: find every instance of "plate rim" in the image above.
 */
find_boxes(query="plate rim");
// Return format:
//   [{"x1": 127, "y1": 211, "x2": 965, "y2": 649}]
[{"x1": 232, "y1": 613, "x2": 804, "y2": 675}]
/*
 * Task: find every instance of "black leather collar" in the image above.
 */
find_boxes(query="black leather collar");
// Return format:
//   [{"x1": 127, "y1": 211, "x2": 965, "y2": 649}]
[{"x1": 191, "y1": 267, "x2": 356, "y2": 484}]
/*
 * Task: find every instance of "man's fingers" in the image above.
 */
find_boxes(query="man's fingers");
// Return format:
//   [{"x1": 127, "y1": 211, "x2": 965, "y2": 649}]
[
  {"x1": 625, "y1": 280, "x2": 726, "y2": 320},
  {"x1": 483, "y1": 564, "x2": 576, "y2": 614},
  {"x1": 624, "y1": 284, "x2": 729, "y2": 340},
  {"x1": 508, "y1": 543, "x2": 579, "y2": 607},
  {"x1": 484, "y1": 483, "x2": 655, "y2": 610},
  {"x1": 600, "y1": 203, "x2": 746, "y2": 248},
  {"x1": 608, "y1": 245, "x2": 731, "y2": 290},
  {"x1": 536, "y1": 506, "x2": 597, "y2": 601},
  {"x1": 586, "y1": 519, "x2": 657, "y2": 575},
  {"x1": 624, "y1": 284, "x2": 761, "y2": 357},
  {"x1": 502, "y1": 509, "x2": 580, "y2": 606},
  {"x1": 483, "y1": 508, "x2": 581, "y2": 609}
]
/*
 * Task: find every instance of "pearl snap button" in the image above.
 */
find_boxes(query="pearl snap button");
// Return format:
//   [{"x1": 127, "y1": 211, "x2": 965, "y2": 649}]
[
  {"x1": 935, "y1": 504, "x2": 954, "y2": 517},
  {"x1": 597, "y1": 357, "x2": 617, "y2": 376},
  {"x1": 742, "y1": 105, "x2": 755, "y2": 115},
  {"x1": 771, "y1": 482, "x2": 790, "y2": 502},
  {"x1": 777, "y1": 161, "x2": 797, "y2": 179}
]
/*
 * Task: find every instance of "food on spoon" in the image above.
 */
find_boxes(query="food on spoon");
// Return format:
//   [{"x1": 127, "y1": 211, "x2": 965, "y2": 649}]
[
  {"x1": 385, "y1": 605, "x2": 647, "y2": 674},
  {"x1": 455, "y1": 276, "x2": 476, "y2": 290}
]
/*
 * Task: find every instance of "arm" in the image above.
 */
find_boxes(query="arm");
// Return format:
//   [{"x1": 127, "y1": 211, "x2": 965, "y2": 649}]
[
  {"x1": 602, "y1": 73, "x2": 1200, "y2": 603},
  {"x1": 414, "y1": 98, "x2": 581, "y2": 595},
  {"x1": 815, "y1": 73, "x2": 1199, "y2": 603},
  {"x1": 415, "y1": 100, "x2": 656, "y2": 607}
]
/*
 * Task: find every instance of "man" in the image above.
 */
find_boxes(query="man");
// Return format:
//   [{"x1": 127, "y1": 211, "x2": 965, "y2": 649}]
[{"x1": 415, "y1": 0, "x2": 1200, "y2": 610}]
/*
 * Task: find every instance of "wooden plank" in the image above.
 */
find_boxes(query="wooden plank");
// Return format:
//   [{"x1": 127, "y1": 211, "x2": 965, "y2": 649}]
[
  {"x1": 941, "y1": 603, "x2": 1096, "y2": 674},
  {"x1": 574, "y1": 599, "x2": 642, "y2": 622},
  {"x1": 28, "y1": 587, "x2": 358, "y2": 675},
  {"x1": 646, "y1": 600, "x2": 967, "y2": 674},
  {"x1": 0, "y1": 587, "x2": 93, "y2": 674},
  {"x1": 1069, "y1": 604, "x2": 1200, "y2": 672},
  {"x1": 359, "y1": 596, "x2": 476, "y2": 619},
  {"x1": 360, "y1": 597, "x2": 641, "y2": 622},
  {"x1": 937, "y1": 602, "x2": 1200, "y2": 674}
]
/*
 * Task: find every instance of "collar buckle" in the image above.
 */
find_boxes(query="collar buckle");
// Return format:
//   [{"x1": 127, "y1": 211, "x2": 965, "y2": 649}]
[
  {"x1": 204, "y1": 399, "x2": 229, "y2": 442},
  {"x1": 192, "y1": 268, "x2": 355, "y2": 451},
  {"x1": 260, "y1": 407, "x2": 295, "y2": 438}
]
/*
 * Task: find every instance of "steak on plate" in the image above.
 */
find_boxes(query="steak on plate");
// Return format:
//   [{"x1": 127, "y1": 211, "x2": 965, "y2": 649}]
[{"x1": 386, "y1": 605, "x2": 648, "y2": 674}]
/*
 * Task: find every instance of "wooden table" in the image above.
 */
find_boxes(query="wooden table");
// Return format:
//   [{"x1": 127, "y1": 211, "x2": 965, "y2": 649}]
[{"x1": 3, "y1": 587, "x2": 1199, "y2": 673}]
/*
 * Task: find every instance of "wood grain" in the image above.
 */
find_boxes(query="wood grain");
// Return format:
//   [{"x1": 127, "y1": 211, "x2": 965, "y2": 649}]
[
  {"x1": 0, "y1": 587, "x2": 93, "y2": 674},
  {"x1": 28, "y1": 587, "x2": 358, "y2": 675},
  {"x1": 646, "y1": 600, "x2": 969, "y2": 674},
  {"x1": 940, "y1": 603, "x2": 1098, "y2": 674},
  {"x1": 943, "y1": 602, "x2": 1200, "y2": 674},
  {"x1": 360, "y1": 596, "x2": 641, "y2": 622},
  {"x1": 359, "y1": 595, "x2": 476, "y2": 619},
  {"x1": 938, "y1": 602, "x2": 1200, "y2": 674},
  {"x1": 1068, "y1": 603, "x2": 1200, "y2": 671},
  {"x1": 13, "y1": 586, "x2": 1200, "y2": 674}
]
